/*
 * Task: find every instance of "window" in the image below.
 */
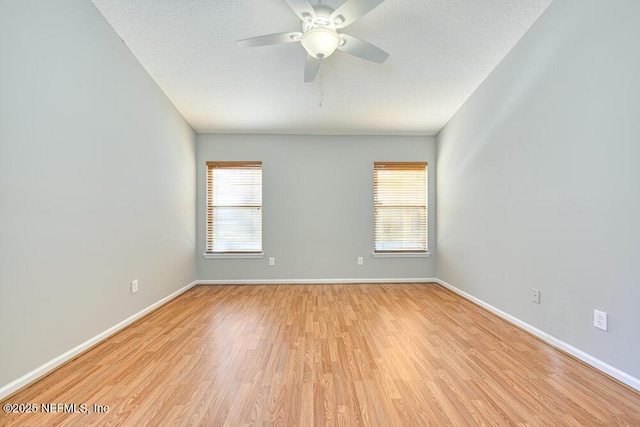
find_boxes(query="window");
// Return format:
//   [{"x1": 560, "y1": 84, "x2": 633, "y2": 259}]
[
  {"x1": 206, "y1": 161, "x2": 262, "y2": 254},
  {"x1": 373, "y1": 162, "x2": 428, "y2": 253}
]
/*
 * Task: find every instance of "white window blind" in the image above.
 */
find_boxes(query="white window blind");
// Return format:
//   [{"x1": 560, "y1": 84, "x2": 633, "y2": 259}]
[
  {"x1": 206, "y1": 161, "x2": 262, "y2": 253},
  {"x1": 374, "y1": 162, "x2": 428, "y2": 253}
]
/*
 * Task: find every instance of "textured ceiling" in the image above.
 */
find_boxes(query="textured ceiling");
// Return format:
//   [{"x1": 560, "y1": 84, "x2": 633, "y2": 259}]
[{"x1": 91, "y1": 0, "x2": 552, "y2": 135}]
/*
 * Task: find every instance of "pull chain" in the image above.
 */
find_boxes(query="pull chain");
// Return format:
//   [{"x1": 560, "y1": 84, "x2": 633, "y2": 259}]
[
  {"x1": 317, "y1": 0, "x2": 324, "y2": 106},
  {"x1": 319, "y1": 60, "x2": 324, "y2": 107}
]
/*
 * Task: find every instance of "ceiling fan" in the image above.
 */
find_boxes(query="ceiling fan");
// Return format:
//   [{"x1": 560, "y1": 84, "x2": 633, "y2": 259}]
[{"x1": 237, "y1": 0, "x2": 389, "y2": 82}]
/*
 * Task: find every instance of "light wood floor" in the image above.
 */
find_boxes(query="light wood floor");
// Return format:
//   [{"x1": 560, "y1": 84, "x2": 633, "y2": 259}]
[{"x1": 2, "y1": 283, "x2": 640, "y2": 426}]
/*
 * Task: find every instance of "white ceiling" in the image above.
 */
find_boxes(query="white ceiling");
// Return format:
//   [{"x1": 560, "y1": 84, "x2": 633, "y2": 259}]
[{"x1": 91, "y1": 0, "x2": 552, "y2": 136}]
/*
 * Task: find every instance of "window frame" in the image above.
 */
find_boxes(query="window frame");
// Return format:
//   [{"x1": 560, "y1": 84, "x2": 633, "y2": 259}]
[
  {"x1": 203, "y1": 161, "x2": 264, "y2": 259},
  {"x1": 373, "y1": 161, "x2": 430, "y2": 257}
]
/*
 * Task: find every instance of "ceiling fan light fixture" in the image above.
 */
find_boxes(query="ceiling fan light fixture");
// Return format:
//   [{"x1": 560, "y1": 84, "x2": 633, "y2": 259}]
[{"x1": 300, "y1": 27, "x2": 340, "y2": 59}]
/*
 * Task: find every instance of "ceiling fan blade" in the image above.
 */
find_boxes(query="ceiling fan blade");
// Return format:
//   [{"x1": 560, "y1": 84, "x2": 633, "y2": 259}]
[
  {"x1": 283, "y1": 0, "x2": 316, "y2": 22},
  {"x1": 338, "y1": 34, "x2": 389, "y2": 63},
  {"x1": 304, "y1": 55, "x2": 321, "y2": 82},
  {"x1": 330, "y1": 0, "x2": 385, "y2": 28},
  {"x1": 237, "y1": 32, "x2": 302, "y2": 48}
]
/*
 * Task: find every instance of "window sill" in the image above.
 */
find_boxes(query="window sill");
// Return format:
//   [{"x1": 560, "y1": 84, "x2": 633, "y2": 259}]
[
  {"x1": 202, "y1": 252, "x2": 264, "y2": 259},
  {"x1": 371, "y1": 252, "x2": 431, "y2": 258}
]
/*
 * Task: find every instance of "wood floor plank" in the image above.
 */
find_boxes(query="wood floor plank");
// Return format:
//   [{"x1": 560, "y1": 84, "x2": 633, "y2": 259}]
[{"x1": 2, "y1": 283, "x2": 640, "y2": 426}]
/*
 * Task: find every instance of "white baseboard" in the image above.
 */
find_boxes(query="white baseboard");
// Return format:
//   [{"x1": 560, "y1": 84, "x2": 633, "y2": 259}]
[
  {"x1": 434, "y1": 278, "x2": 640, "y2": 392},
  {"x1": 0, "y1": 280, "x2": 198, "y2": 401},
  {"x1": 196, "y1": 278, "x2": 439, "y2": 285}
]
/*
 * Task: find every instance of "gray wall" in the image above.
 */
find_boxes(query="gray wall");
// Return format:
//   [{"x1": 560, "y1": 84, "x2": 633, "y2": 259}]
[
  {"x1": 0, "y1": 0, "x2": 196, "y2": 387},
  {"x1": 437, "y1": 0, "x2": 640, "y2": 378},
  {"x1": 197, "y1": 134, "x2": 436, "y2": 281}
]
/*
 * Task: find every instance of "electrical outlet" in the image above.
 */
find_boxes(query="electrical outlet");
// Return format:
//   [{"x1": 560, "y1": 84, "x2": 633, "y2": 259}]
[
  {"x1": 531, "y1": 288, "x2": 540, "y2": 304},
  {"x1": 131, "y1": 279, "x2": 138, "y2": 294},
  {"x1": 357, "y1": 256, "x2": 364, "y2": 266},
  {"x1": 594, "y1": 309, "x2": 608, "y2": 331},
  {"x1": 269, "y1": 257, "x2": 275, "y2": 266}
]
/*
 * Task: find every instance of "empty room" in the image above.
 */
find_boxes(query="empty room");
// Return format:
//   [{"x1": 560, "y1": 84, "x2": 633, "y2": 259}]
[{"x1": 1, "y1": 0, "x2": 639, "y2": 425}]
